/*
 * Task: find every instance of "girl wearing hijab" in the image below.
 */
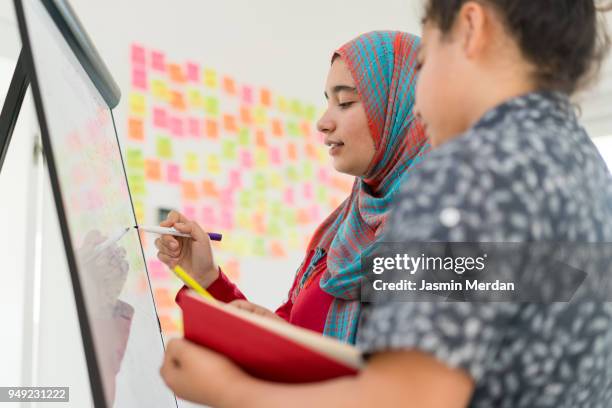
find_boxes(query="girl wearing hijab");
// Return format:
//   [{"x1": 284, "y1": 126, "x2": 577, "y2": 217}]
[{"x1": 155, "y1": 31, "x2": 427, "y2": 344}]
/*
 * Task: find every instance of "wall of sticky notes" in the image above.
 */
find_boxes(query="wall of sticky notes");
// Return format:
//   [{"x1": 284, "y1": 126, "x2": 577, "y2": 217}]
[{"x1": 126, "y1": 44, "x2": 353, "y2": 335}]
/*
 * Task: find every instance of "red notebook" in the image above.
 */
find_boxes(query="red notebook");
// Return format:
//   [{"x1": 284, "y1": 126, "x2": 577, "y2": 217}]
[{"x1": 176, "y1": 289, "x2": 363, "y2": 383}]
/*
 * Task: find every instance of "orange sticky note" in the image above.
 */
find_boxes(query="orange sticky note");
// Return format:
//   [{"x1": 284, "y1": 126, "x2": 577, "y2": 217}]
[
  {"x1": 287, "y1": 142, "x2": 297, "y2": 160},
  {"x1": 240, "y1": 106, "x2": 252, "y2": 125},
  {"x1": 223, "y1": 114, "x2": 237, "y2": 133},
  {"x1": 170, "y1": 90, "x2": 186, "y2": 111},
  {"x1": 300, "y1": 121, "x2": 312, "y2": 137},
  {"x1": 182, "y1": 181, "x2": 199, "y2": 200},
  {"x1": 222, "y1": 76, "x2": 236, "y2": 95},
  {"x1": 128, "y1": 118, "x2": 144, "y2": 141},
  {"x1": 270, "y1": 241, "x2": 286, "y2": 258},
  {"x1": 260, "y1": 88, "x2": 272, "y2": 107},
  {"x1": 255, "y1": 129, "x2": 266, "y2": 147},
  {"x1": 306, "y1": 142, "x2": 317, "y2": 159},
  {"x1": 168, "y1": 63, "x2": 186, "y2": 83},
  {"x1": 205, "y1": 119, "x2": 219, "y2": 139},
  {"x1": 158, "y1": 314, "x2": 178, "y2": 333},
  {"x1": 271, "y1": 119, "x2": 284, "y2": 137},
  {"x1": 145, "y1": 159, "x2": 162, "y2": 181},
  {"x1": 202, "y1": 180, "x2": 219, "y2": 197}
]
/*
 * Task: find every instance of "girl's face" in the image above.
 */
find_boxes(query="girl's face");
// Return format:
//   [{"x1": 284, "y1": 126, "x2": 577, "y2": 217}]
[
  {"x1": 415, "y1": 24, "x2": 471, "y2": 147},
  {"x1": 317, "y1": 58, "x2": 376, "y2": 177}
]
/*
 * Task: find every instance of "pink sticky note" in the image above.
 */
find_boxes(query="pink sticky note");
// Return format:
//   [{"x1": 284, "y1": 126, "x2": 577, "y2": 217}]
[
  {"x1": 167, "y1": 163, "x2": 181, "y2": 183},
  {"x1": 132, "y1": 68, "x2": 147, "y2": 90},
  {"x1": 303, "y1": 183, "x2": 313, "y2": 200},
  {"x1": 186, "y1": 62, "x2": 200, "y2": 82},
  {"x1": 202, "y1": 206, "x2": 217, "y2": 228},
  {"x1": 169, "y1": 116, "x2": 184, "y2": 137},
  {"x1": 309, "y1": 205, "x2": 320, "y2": 221},
  {"x1": 188, "y1": 117, "x2": 201, "y2": 138},
  {"x1": 219, "y1": 187, "x2": 235, "y2": 207},
  {"x1": 317, "y1": 168, "x2": 330, "y2": 184},
  {"x1": 283, "y1": 188, "x2": 294, "y2": 205},
  {"x1": 147, "y1": 259, "x2": 167, "y2": 279},
  {"x1": 228, "y1": 170, "x2": 241, "y2": 189},
  {"x1": 269, "y1": 146, "x2": 281, "y2": 165},
  {"x1": 151, "y1": 50, "x2": 165, "y2": 71},
  {"x1": 219, "y1": 210, "x2": 234, "y2": 230},
  {"x1": 131, "y1": 44, "x2": 146, "y2": 66},
  {"x1": 183, "y1": 205, "x2": 196, "y2": 221},
  {"x1": 241, "y1": 85, "x2": 253, "y2": 105},
  {"x1": 240, "y1": 150, "x2": 253, "y2": 169},
  {"x1": 153, "y1": 107, "x2": 168, "y2": 128}
]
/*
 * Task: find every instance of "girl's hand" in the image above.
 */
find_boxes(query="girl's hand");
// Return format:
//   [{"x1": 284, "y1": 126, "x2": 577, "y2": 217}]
[
  {"x1": 228, "y1": 300, "x2": 285, "y2": 322},
  {"x1": 160, "y1": 338, "x2": 251, "y2": 407},
  {"x1": 155, "y1": 210, "x2": 219, "y2": 288}
]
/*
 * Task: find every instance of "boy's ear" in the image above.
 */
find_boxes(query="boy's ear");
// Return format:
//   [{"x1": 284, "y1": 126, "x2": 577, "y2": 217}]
[{"x1": 455, "y1": 1, "x2": 488, "y2": 60}]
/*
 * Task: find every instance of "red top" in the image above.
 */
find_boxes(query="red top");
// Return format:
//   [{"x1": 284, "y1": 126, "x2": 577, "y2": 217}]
[{"x1": 177, "y1": 253, "x2": 334, "y2": 334}]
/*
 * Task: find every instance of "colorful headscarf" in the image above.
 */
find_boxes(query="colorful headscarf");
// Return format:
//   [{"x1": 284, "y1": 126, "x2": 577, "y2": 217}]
[{"x1": 291, "y1": 31, "x2": 428, "y2": 343}]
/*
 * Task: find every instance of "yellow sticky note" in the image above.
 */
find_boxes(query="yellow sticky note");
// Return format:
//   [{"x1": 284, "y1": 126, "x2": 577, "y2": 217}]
[
  {"x1": 277, "y1": 96, "x2": 288, "y2": 113},
  {"x1": 254, "y1": 147, "x2": 268, "y2": 169},
  {"x1": 222, "y1": 140, "x2": 237, "y2": 160},
  {"x1": 133, "y1": 200, "x2": 145, "y2": 224},
  {"x1": 156, "y1": 136, "x2": 173, "y2": 159},
  {"x1": 185, "y1": 152, "x2": 199, "y2": 174},
  {"x1": 127, "y1": 174, "x2": 146, "y2": 196},
  {"x1": 269, "y1": 172, "x2": 283, "y2": 189},
  {"x1": 187, "y1": 89, "x2": 204, "y2": 107},
  {"x1": 206, "y1": 154, "x2": 221, "y2": 175},
  {"x1": 129, "y1": 93, "x2": 146, "y2": 115},
  {"x1": 126, "y1": 148, "x2": 144, "y2": 169},
  {"x1": 203, "y1": 68, "x2": 218, "y2": 89},
  {"x1": 151, "y1": 79, "x2": 170, "y2": 101},
  {"x1": 253, "y1": 105, "x2": 267, "y2": 126}
]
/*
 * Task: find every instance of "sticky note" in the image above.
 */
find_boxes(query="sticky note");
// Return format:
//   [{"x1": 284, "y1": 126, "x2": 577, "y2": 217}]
[
  {"x1": 222, "y1": 76, "x2": 236, "y2": 95},
  {"x1": 188, "y1": 118, "x2": 201, "y2": 138},
  {"x1": 203, "y1": 68, "x2": 218, "y2": 88},
  {"x1": 254, "y1": 148, "x2": 268, "y2": 168},
  {"x1": 255, "y1": 129, "x2": 266, "y2": 147},
  {"x1": 303, "y1": 182, "x2": 313, "y2": 200},
  {"x1": 297, "y1": 209, "x2": 310, "y2": 225},
  {"x1": 240, "y1": 106, "x2": 252, "y2": 125},
  {"x1": 131, "y1": 44, "x2": 146, "y2": 65},
  {"x1": 222, "y1": 140, "x2": 237, "y2": 160},
  {"x1": 287, "y1": 121, "x2": 299, "y2": 137},
  {"x1": 202, "y1": 180, "x2": 219, "y2": 197},
  {"x1": 254, "y1": 173, "x2": 267, "y2": 190},
  {"x1": 240, "y1": 150, "x2": 253, "y2": 168},
  {"x1": 147, "y1": 259, "x2": 167, "y2": 280},
  {"x1": 304, "y1": 104, "x2": 317, "y2": 121},
  {"x1": 182, "y1": 181, "x2": 199, "y2": 200},
  {"x1": 184, "y1": 152, "x2": 199, "y2": 173},
  {"x1": 167, "y1": 163, "x2": 181, "y2": 183},
  {"x1": 151, "y1": 50, "x2": 166, "y2": 71},
  {"x1": 300, "y1": 121, "x2": 311, "y2": 137},
  {"x1": 306, "y1": 143, "x2": 317, "y2": 159},
  {"x1": 204, "y1": 96, "x2": 219, "y2": 116},
  {"x1": 186, "y1": 62, "x2": 200, "y2": 82},
  {"x1": 128, "y1": 118, "x2": 144, "y2": 141},
  {"x1": 269, "y1": 146, "x2": 281, "y2": 165},
  {"x1": 205, "y1": 119, "x2": 219, "y2": 139},
  {"x1": 206, "y1": 154, "x2": 221, "y2": 175},
  {"x1": 170, "y1": 91, "x2": 186, "y2": 111},
  {"x1": 287, "y1": 143, "x2": 297, "y2": 161},
  {"x1": 145, "y1": 159, "x2": 162, "y2": 181},
  {"x1": 183, "y1": 205, "x2": 197, "y2": 221},
  {"x1": 169, "y1": 116, "x2": 184, "y2": 137},
  {"x1": 270, "y1": 172, "x2": 283, "y2": 189},
  {"x1": 187, "y1": 89, "x2": 204, "y2": 107},
  {"x1": 151, "y1": 79, "x2": 170, "y2": 101},
  {"x1": 286, "y1": 165, "x2": 299, "y2": 181},
  {"x1": 133, "y1": 200, "x2": 145, "y2": 225},
  {"x1": 126, "y1": 148, "x2": 144, "y2": 169},
  {"x1": 283, "y1": 188, "x2": 294, "y2": 205},
  {"x1": 168, "y1": 63, "x2": 186, "y2": 83},
  {"x1": 241, "y1": 85, "x2": 253, "y2": 104},
  {"x1": 309, "y1": 205, "x2": 320, "y2": 221},
  {"x1": 132, "y1": 68, "x2": 147, "y2": 90},
  {"x1": 238, "y1": 190, "x2": 252, "y2": 209},
  {"x1": 271, "y1": 119, "x2": 284, "y2": 137},
  {"x1": 303, "y1": 162, "x2": 314, "y2": 178},
  {"x1": 228, "y1": 169, "x2": 241, "y2": 189},
  {"x1": 158, "y1": 314, "x2": 178, "y2": 333},
  {"x1": 219, "y1": 187, "x2": 235, "y2": 206},
  {"x1": 153, "y1": 107, "x2": 168, "y2": 128},
  {"x1": 156, "y1": 136, "x2": 173, "y2": 159},
  {"x1": 268, "y1": 222, "x2": 282, "y2": 238},
  {"x1": 260, "y1": 88, "x2": 272, "y2": 107},
  {"x1": 253, "y1": 106, "x2": 267, "y2": 126},
  {"x1": 219, "y1": 210, "x2": 233, "y2": 230},
  {"x1": 277, "y1": 96, "x2": 288, "y2": 113},
  {"x1": 223, "y1": 114, "x2": 237, "y2": 133},
  {"x1": 127, "y1": 174, "x2": 146, "y2": 195},
  {"x1": 316, "y1": 185, "x2": 327, "y2": 203},
  {"x1": 129, "y1": 93, "x2": 146, "y2": 115},
  {"x1": 202, "y1": 206, "x2": 217, "y2": 228},
  {"x1": 317, "y1": 168, "x2": 329, "y2": 183},
  {"x1": 238, "y1": 128, "x2": 250, "y2": 146},
  {"x1": 290, "y1": 99, "x2": 304, "y2": 116}
]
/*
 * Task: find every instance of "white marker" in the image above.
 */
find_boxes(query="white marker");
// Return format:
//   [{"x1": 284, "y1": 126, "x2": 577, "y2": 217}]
[{"x1": 134, "y1": 225, "x2": 191, "y2": 238}]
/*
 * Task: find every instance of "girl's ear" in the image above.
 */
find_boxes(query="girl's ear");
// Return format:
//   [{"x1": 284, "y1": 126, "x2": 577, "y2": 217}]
[{"x1": 455, "y1": 1, "x2": 488, "y2": 60}]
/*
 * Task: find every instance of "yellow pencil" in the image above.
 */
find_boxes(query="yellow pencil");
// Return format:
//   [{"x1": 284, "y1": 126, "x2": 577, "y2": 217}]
[{"x1": 173, "y1": 265, "x2": 216, "y2": 301}]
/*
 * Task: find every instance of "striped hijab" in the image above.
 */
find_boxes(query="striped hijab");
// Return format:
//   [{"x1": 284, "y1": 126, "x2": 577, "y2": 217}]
[{"x1": 291, "y1": 31, "x2": 428, "y2": 343}]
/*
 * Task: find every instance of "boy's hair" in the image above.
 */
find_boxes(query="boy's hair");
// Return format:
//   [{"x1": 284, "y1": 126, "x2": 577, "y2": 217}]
[{"x1": 423, "y1": 0, "x2": 611, "y2": 94}]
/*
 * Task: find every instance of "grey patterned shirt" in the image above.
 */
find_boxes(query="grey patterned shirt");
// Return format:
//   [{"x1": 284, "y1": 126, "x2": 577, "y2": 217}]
[{"x1": 357, "y1": 92, "x2": 612, "y2": 407}]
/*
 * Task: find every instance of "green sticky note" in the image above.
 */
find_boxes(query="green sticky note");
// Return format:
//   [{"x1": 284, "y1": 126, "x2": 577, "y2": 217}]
[
  {"x1": 253, "y1": 238, "x2": 266, "y2": 257},
  {"x1": 204, "y1": 96, "x2": 219, "y2": 116},
  {"x1": 127, "y1": 173, "x2": 146, "y2": 195},
  {"x1": 239, "y1": 190, "x2": 252, "y2": 208},
  {"x1": 302, "y1": 162, "x2": 314, "y2": 178},
  {"x1": 316, "y1": 185, "x2": 327, "y2": 203},
  {"x1": 222, "y1": 140, "x2": 237, "y2": 160},
  {"x1": 268, "y1": 221, "x2": 282, "y2": 237},
  {"x1": 254, "y1": 173, "x2": 267, "y2": 190},
  {"x1": 156, "y1": 136, "x2": 173, "y2": 159},
  {"x1": 287, "y1": 121, "x2": 299, "y2": 137},
  {"x1": 284, "y1": 209, "x2": 297, "y2": 226},
  {"x1": 238, "y1": 127, "x2": 250, "y2": 146},
  {"x1": 126, "y1": 148, "x2": 144, "y2": 169},
  {"x1": 304, "y1": 104, "x2": 317, "y2": 121},
  {"x1": 270, "y1": 201, "x2": 283, "y2": 217},
  {"x1": 286, "y1": 165, "x2": 299, "y2": 182},
  {"x1": 290, "y1": 99, "x2": 303, "y2": 116}
]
